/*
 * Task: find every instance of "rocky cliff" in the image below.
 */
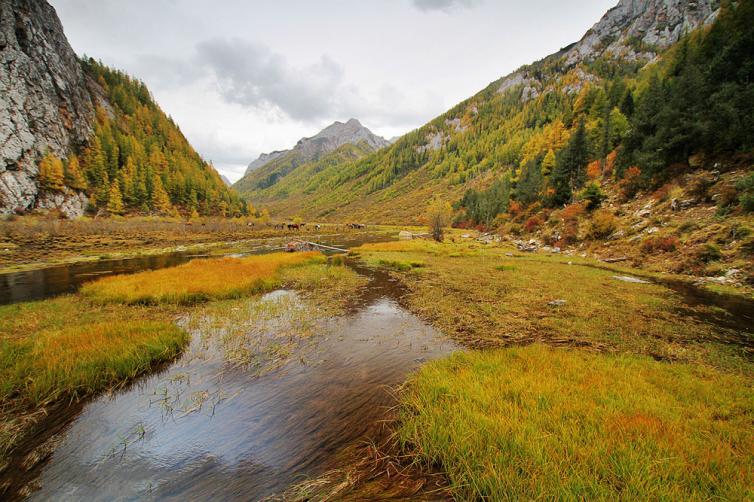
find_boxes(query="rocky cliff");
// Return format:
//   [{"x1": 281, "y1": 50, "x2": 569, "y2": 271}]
[
  {"x1": 0, "y1": 0, "x2": 98, "y2": 216},
  {"x1": 564, "y1": 0, "x2": 719, "y2": 65}
]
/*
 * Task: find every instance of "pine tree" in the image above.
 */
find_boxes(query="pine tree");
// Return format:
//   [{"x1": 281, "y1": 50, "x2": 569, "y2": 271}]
[
  {"x1": 107, "y1": 182, "x2": 124, "y2": 215},
  {"x1": 38, "y1": 153, "x2": 65, "y2": 191},
  {"x1": 550, "y1": 120, "x2": 588, "y2": 206},
  {"x1": 64, "y1": 154, "x2": 87, "y2": 191}
]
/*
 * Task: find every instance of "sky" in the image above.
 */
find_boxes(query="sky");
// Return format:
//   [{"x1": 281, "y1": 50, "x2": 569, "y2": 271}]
[{"x1": 50, "y1": 0, "x2": 617, "y2": 182}]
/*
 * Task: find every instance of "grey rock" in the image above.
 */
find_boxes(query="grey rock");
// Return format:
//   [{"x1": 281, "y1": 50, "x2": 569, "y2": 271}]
[
  {"x1": 548, "y1": 299, "x2": 567, "y2": 307},
  {"x1": 564, "y1": 0, "x2": 719, "y2": 66},
  {"x1": 0, "y1": 0, "x2": 96, "y2": 214},
  {"x1": 35, "y1": 188, "x2": 88, "y2": 218}
]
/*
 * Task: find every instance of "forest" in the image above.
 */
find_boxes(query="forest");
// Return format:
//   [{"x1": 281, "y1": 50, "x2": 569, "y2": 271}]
[{"x1": 38, "y1": 60, "x2": 246, "y2": 217}]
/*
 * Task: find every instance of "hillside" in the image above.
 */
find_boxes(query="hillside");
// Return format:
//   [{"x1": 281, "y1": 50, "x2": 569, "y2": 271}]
[
  {"x1": 239, "y1": 0, "x2": 751, "y2": 226},
  {"x1": 0, "y1": 0, "x2": 244, "y2": 218},
  {"x1": 233, "y1": 118, "x2": 389, "y2": 200}
]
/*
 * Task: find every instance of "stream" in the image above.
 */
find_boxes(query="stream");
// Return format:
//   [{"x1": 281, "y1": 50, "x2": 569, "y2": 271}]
[{"x1": 2, "y1": 239, "x2": 457, "y2": 500}]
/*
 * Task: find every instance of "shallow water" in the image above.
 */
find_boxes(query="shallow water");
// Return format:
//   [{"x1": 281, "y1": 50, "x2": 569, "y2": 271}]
[{"x1": 25, "y1": 266, "x2": 455, "y2": 500}]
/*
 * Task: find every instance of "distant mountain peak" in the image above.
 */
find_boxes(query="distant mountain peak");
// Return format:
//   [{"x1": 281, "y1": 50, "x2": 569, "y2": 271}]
[{"x1": 242, "y1": 119, "x2": 389, "y2": 177}]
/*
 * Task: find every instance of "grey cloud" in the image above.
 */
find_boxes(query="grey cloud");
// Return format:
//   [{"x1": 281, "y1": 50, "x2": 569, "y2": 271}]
[
  {"x1": 411, "y1": 0, "x2": 481, "y2": 13},
  {"x1": 196, "y1": 38, "x2": 343, "y2": 121}
]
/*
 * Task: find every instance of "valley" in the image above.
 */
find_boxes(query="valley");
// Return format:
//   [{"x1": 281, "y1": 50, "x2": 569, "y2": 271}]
[{"x1": 0, "y1": 0, "x2": 752, "y2": 500}]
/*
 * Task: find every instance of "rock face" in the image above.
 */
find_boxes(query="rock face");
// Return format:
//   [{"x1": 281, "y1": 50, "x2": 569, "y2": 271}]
[
  {"x1": 0, "y1": 0, "x2": 97, "y2": 215},
  {"x1": 242, "y1": 118, "x2": 389, "y2": 177},
  {"x1": 497, "y1": 0, "x2": 718, "y2": 99},
  {"x1": 564, "y1": 0, "x2": 719, "y2": 65}
]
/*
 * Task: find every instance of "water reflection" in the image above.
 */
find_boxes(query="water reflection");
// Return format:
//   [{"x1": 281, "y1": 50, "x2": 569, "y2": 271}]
[{"x1": 30, "y1": 271, "x2": 455, "y2": 500}]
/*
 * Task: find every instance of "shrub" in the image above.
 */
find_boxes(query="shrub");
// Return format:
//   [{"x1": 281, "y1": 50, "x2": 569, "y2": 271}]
[
  {"x1": 587, "y1": 210, "x2": 618, "y2": 240},
  {"x1": 562, "y1": 203, "x2": 585, "y2": 221},
  {"x1": 523, "y1": 215, "x2": 543, "y2": 232},
  {"x1": 694, "y1": 243, "x2": 722, "y2": 263},
  {"x1": 620, "y1": 166, "x2": 643, "y2": 199},
  {"x1": 737, "y1": 173, "x2": 754, "y2": 212},
  {"x1": 641, "y1": 236, "x2": 680, "y2": 253},
  {"x1": 579, "y1": 183, "x2": 606, "y2": 210}
]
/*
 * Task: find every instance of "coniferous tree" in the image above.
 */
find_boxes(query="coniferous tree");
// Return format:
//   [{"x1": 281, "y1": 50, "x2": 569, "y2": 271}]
[
  {"x1": 151, "y1": 175, "x2": 173, "y2": 215},
  {"x1": 38, "y1": 153, "x2": 65, "y2": 191},
  {"x1": 550, "y1": 119, "x2": 588, "y2": 206},
  {"x1": 64, "y1": 155, "x2": 87, "y2": 191},
  {"x1": 107, "y1": 182, "x2": 124, "y2": 215}
]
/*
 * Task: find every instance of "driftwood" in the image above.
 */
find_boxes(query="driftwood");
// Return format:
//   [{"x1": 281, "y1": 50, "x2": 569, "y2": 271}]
[
  {"x1": 602, "y1": 256, "x2": 629, "y2": 263},
  {"x1": 289, "y1": 240, "x2": 348, "y2": 253}
]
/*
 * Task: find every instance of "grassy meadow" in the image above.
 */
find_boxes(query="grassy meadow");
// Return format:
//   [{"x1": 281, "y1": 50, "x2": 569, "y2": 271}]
[{"x1": 350, "y1": 238, "x2": 754, "y2": 499}]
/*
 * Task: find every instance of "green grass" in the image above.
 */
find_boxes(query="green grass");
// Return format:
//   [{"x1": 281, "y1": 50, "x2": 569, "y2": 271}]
[{"x1": 397, "y1": 344, "x2": 754, "y2": 501}]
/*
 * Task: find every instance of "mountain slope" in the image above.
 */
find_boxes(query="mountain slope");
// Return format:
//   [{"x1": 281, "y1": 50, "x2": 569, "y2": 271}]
[
  {"x1": 0, "y1": 0, "x2": 243, "y2": 217},
  {"x1": 233, "y1": 118, "x2": 389, "y2": 197},
  {"x1": 242, "y1": 0, "x2": 745, "y2": 223}
]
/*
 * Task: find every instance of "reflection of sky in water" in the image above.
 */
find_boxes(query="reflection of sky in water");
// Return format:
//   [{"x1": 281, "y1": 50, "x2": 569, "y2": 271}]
[{"x1": 32, "y1": 285, "x2": 455, "y2": 501}]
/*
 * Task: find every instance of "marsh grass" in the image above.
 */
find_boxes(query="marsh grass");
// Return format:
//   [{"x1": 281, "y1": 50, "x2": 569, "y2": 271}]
[
  {"x1": 0, "y1": 296, "x2": 188, "y2": 462},
  {"x1": 353, "y1": 240, "x2": 753, "y2": 371},
  {"x1": 81, "y1": 252, "x2": 321, "y2": 305},
  {"x1": 397, "y1": 344, "x2": 754, "y2": 501}
]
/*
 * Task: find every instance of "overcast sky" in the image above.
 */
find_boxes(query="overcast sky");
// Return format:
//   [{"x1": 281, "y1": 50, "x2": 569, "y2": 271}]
[{"x1": 50, "y1": 0, "x2": 616, "y2": 182}]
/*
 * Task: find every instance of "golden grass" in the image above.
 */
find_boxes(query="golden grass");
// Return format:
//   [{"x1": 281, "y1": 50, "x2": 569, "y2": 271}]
[
  {"x1": 81, "y1": 252, "x2": 321, "y2": 304},
  {"x1": 0, "y1": 296, "x2": 188, "y2": 461},
  {"x1": 397, "y1": 344, "x2": 754, "y2": 501},
  {"x1": 1, "y1": 321, "x2": 187, "y2": 405}
]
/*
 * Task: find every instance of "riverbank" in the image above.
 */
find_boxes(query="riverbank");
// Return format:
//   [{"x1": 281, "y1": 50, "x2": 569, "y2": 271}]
[
  {"x1": 344, "y1": 239, "x2": 754, "y2": 500},
  {"x1": 0, "y1": 216, "x2": 413, "y2": 274}
]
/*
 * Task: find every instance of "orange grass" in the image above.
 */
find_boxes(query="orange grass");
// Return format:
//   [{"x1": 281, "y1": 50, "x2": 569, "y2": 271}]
[{"x1": 81, "y1": 252, "x2": 321, "y2": 304}]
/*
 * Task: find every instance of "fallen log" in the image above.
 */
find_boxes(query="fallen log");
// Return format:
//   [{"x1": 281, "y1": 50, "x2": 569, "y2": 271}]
[
  {"x1": 602, "y1": 256, "x2": 629, "y2": 263},
  {"x1": 292, "y1": 240, "x2": 349, "y2": 253}
]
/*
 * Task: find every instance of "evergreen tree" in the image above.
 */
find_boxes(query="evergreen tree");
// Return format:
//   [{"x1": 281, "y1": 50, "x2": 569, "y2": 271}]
[
  {"x1": 541, "y1": 149, "x2": 556, "y2": 176},
  {"x1": 550, "y1": 119, "x2": 588, "y2": 206},
  {"x1": 516, "y1": 159, "x2": 543, "y2": 206}
]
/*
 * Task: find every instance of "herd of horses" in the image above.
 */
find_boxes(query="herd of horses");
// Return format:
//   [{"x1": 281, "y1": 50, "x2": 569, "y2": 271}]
[{"x1": 265, "y1": 222, "x2": 366, "y2": 231}]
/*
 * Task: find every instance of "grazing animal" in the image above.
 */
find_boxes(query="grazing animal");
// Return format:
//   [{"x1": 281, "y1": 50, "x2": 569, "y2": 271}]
[
  {"x1": 315, "y1": 224, "x2": 321, "y2": 230},
  {"x1": 287, "y1": 223, "x2": 300, "y2": 231}
]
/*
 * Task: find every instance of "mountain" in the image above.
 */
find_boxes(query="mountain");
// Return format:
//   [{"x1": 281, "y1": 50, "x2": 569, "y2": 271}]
[
  {"x1": 233, "y1": 119, "x2": 389, "y2": 198},
  {"x1": 0, "y1": 0, "x2": 244, "y2": 218},
  {"x1": 238, "y1": 0, "x2": 752, "y2": 224},
  {"x1": 220, "y1": 175, "x2": 232, "y2": 187}
]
